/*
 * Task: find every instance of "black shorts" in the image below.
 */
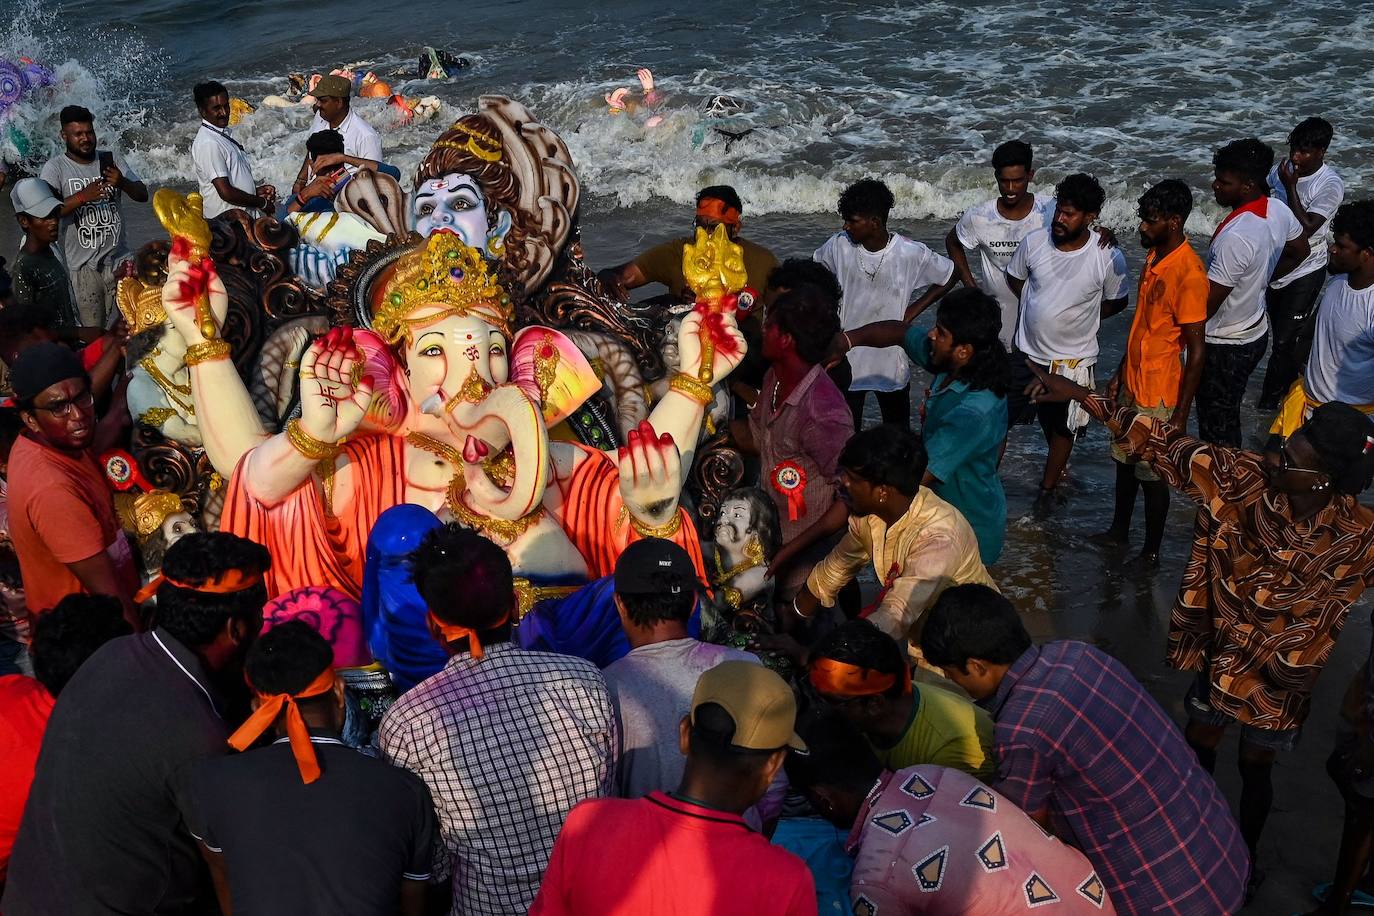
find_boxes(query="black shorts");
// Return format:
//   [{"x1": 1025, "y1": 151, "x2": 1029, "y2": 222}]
[{"x1": 1006, "y1": 352, "x2": 1074, "y2": 437}]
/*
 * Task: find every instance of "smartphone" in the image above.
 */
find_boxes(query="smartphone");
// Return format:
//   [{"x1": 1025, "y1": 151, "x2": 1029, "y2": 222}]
[{"x1": 98, "y1": 151, "x2": 114, "y2": 173}]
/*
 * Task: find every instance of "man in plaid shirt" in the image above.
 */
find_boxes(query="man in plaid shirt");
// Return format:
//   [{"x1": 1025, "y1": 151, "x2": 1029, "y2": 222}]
[
  {"x1": 380, "y1": 525, "x2": 619, "y2": 915},
  {"x1": 921, "y1": 585, "x2": 1248, "y2": 915}
]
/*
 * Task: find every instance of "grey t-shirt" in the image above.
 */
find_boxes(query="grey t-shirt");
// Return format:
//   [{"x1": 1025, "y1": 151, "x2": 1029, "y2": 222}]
[
  {"x1": 603, "y1": 637, "x2": 757, "y2": 799},
  {"x1": 39, "y1": 150, "x2": 139, "y2": 272}
]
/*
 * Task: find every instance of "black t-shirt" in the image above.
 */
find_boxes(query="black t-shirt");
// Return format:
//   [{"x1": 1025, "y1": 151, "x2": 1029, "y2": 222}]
[
  {"x1": 2, "y1": 629, "x2": 229, "y2": 915},
  {"x1": 186, "y1": 736, "x2": 438, "y2": 916}
]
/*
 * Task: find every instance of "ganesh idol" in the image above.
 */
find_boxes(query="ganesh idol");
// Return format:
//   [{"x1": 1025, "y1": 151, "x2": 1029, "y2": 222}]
[{"x1": 156, "y1": 192, "x2": 744, "y2": 663}]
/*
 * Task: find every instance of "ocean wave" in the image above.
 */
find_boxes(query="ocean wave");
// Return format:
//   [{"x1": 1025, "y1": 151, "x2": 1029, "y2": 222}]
[{"x1": 6, "y1": 0, "x2": 1372, "y2": 239}]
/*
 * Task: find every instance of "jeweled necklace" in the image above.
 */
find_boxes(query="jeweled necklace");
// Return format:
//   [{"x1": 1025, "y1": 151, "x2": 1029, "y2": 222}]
[
  {"x1": 405, "y1": 431, "x2": 545, "y2": 544},
  {"x1": 140, "y1": 350, "x2": 195, "y2": 415}
]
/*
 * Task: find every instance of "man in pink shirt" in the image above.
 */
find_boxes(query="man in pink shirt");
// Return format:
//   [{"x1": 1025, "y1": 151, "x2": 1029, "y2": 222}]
[
  {"x1": 787, "y1": 709, "x2": 1116, "y2": 914},
  {"x1": 531, "y1": 661, "x2": 817, "y2": 915}
]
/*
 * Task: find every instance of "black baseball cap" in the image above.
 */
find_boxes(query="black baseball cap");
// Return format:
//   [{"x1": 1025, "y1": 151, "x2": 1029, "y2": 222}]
[
  {"x1": 10, "y1": 341, "x2": 86, "y2": 403},
  {"x1": 613, "y1": 537, "x2": 700, "y2": 597}
]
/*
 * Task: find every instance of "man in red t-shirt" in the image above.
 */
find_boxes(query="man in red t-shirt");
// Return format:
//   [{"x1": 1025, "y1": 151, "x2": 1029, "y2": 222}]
[
  {"x1": 7, "y1": 342, "x2": 138, "y2": 624},
  {"x1": 531, "y1": 661, "x2": 818, "y2": 916},
  {"x1": 0, "y1": 594, "x2": 130, "y2": 882}
]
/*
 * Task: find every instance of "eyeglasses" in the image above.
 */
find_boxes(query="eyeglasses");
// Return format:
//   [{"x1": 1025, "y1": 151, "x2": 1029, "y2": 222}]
[
  {"x1": 32, "y1": 390, "x2": 94, "y2": 418},
  {"x1": 1276, "y1": 443, "x2": 1324, "y2": 477}
]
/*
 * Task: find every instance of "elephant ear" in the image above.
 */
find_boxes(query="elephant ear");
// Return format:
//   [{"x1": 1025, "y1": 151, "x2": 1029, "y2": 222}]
[{"x1": 509, "y1": 327, "x2": 601, "y2": 427}]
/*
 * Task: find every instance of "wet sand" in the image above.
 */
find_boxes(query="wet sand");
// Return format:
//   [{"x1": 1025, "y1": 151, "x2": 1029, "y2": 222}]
[{"x1": 2, "y1": 190, "x2": 1366, "y2": 914}]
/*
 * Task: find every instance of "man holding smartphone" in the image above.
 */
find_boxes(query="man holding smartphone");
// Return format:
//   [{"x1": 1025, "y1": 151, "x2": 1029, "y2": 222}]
[{"x1": 39, "y1": 105, "x2": 148, "y2": 328}]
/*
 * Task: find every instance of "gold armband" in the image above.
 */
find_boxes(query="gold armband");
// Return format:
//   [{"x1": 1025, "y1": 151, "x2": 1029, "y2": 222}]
[
  {"x1": 184, "y1": 339, "x2": 232, "y2": 366},
  {"x1": 286, "y1": 418, "x2": 343, "y2": 461},
  {"x1": 629, "y1": 511, "x2": 682, "y2": 539},
  {"x1": 669, "y1": 372, "x2": 714, "y2": 406}
]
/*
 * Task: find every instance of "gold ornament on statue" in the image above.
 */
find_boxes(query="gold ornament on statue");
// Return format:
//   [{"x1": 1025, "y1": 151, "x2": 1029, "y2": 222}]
[
  {"x1": 431, "y1": 120, "x2": 503, "y2": 163},
  {"x1": 130, "y1": 490, "x2": 188, "y2": 540},
  {"x1": 151, "y1": 189, "x2": 219, "y2": 341},
  {"x1": 372, "y1": 232, "x2": 513, "y2": 344},
  {"x1": 681, "y1": 223, "x2": 747, "y2": 305},
  {"x1": 116, "y1": 277, "x2": 168, "y2": 335}
]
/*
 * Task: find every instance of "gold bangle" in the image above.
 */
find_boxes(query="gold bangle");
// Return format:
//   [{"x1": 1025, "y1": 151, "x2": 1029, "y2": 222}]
[
  {"x1": 286, "y1": 418, "x2": 343, "y2": 461},
  {"x1": 184, "y1": 339, "x2": 232, "y2": 366},
  {"x1": 669, "y1": 372, "x2": 714, "y2": 406},
  {"x1": 629, "y1": 511, "x2": 682, "y2": 539}
]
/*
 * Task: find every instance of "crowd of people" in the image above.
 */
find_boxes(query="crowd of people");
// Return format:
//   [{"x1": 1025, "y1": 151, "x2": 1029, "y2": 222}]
[{"x1": 0, "y1": 70, "x2": 1373, "y2": 916}]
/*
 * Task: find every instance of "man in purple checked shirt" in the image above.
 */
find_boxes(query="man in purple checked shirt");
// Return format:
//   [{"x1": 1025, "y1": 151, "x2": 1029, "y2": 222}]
[{"x1": 920, "y1": 584, "x2": 1248, "y2": 915}]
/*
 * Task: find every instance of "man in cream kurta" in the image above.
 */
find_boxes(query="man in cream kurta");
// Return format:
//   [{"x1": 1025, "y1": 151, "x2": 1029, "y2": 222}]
[{"x1": 805, "y1": 487, "x2": 995, "y2": 643}]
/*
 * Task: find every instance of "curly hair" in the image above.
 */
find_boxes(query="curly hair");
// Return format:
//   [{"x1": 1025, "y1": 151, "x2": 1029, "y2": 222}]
[
  {"x1": 1288, "y1": 117, "x2": 1334, "y2": 151},
  {"x1": 991, "y1": 140, "x2": 1033, "y2": 173},
  {"x1": 838, "y1": 424, "x2": 928, "y2": 497},
  {"x1": 1137, "y1": 179, "x2": 1194, "y2": 222},
  {"x1": 919, "y1": 584, "x2": 1031, "y2": 671},
  {"x1": 245, "y1": 620, "x2": 334, "y2": 696},
  {"x1": 31, "y1": 594, "x2": 131, "y2": 695},
  {"x1": 769, "y1": 284, "x2": 841, "y2": 365},
  {"x1": 934, "y1": 288, "x2": 1010, "y2": 396},
  {"x1": 1213, "y1": 138, "x2": 1275, "y2": 189},
  {"x1": 1332, "y1": 200, "x2": 1374, "y2": 254},
  {"x1": 766, "y1": 259, "x2": 842, "y2": 307},
  {"x1": 1054, "y1": 173, "x2": 1106, "y2": 215},
  {"x1": 153, "y1": 532, "x2": 271, "y2": 649},
  {"x1": 409, "y1": 523, "x2": 514, "y2": 633},
  {"x1": 838, "y1": 179, "x2": 895, "y2": 223}
]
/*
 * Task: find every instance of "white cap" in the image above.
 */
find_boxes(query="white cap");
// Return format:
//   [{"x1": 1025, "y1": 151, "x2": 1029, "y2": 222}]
[{"x1": 10, "y1": 178, "x2": 62, "y2": 218}]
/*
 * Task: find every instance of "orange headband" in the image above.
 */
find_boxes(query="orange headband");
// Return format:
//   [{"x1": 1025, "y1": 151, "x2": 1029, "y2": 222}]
[
  {"x1": 696, "y1": 198, "x2": 741, "y2": 228},
  {"x1": 134, "y1": 568, "x2": 264, "y2": 604},
  {"x1": 228, "y1": 667, "x2": 336, "y2": 784},
  {"x1": 809, "y1": 657, "x2": 911, "y2": 698},
  {"x1": 429, "y1": 610, "x2": 510, "y2": 661}
]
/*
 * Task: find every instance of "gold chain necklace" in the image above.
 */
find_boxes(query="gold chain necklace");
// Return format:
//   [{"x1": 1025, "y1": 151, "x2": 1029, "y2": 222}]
[
  {"x1": 139, "y1": 352, "x2": 195, "y2": 416},
  {"x1": 406, "y1": 432, "x2": 546, "y2": 544},
  {"x1": 712, "y1": 538, "x2": 766, "y2": 609}
]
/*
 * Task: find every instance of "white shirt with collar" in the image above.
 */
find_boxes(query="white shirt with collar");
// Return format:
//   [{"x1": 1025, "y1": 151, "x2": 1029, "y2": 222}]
[
  {"x1": 191, "y1": 120, "x2": 258, "y2": 218},
  {"x1": 309, "y1": 109, "x2": 383, "y2": 164}
]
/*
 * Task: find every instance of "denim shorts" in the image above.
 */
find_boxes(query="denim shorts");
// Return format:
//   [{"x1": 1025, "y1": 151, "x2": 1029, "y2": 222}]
[{"x1": 1184, "y1": 670, "x2": 1302, "y2": 752}]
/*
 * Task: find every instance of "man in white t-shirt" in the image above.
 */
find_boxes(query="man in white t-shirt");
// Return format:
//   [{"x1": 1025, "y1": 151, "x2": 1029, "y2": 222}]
[
  {"x1": 815, "y1": 179, "x2": 957, "y2": 429},
  {"x1": 1299, "y1": 201, "x2": 1374, "y2": 415},
  {"x1": 289, "y1": 74, "x2": 384, "y2": 198},
  {"x1": 190, "y1": 80, "x2": 275, "y2": 219},
  {"x1": 1258, "y1": 117, "x2": 1345, "y2": 409},
  {"x1": 946, "y1": 140, "x2": 1052, "y2": 349},
  {"x1": 39, "y1": 105, "x2": 149, "y2": 327},
  {"x1": 1200, "y1": 138, "x2": 1308, "y2": 446},
  {"x1": 1005, "y1": 173, "x2": 1129, "y2": 503}
]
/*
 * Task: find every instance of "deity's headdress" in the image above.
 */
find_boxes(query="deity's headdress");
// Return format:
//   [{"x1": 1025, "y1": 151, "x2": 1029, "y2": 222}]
[{"x1": 366, "y1": 231, "x2": 514, "y2": 344}]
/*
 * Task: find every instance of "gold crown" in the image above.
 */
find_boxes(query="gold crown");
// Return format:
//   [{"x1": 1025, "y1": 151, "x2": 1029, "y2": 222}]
[
  {"x1": 372, "y1": 232, "x2": 513, "y2": 344},
  {"x1": 121, "y1": 490, "x2": 187, "y2": 540},
  {"x1": 431, "y1": 120, "x2": 503, "y2": 162},
  {"x1": 116, "y1": 277, "x2": 168, "y2": 336}
]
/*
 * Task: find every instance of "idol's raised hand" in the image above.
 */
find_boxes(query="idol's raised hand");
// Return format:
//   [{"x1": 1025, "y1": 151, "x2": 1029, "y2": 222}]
[
  {"x1": 677, "y1": 307, "x2": 746, "y2": 385},
  {"x1": 617, "y1": 420, "x2": 683, "y2": 528},
  {"x1": 297, "y1": 327, "x2": 376, "y2": 445},
  {"x1": 161, "y1": 246, "x2": 229, "y2": 347}
]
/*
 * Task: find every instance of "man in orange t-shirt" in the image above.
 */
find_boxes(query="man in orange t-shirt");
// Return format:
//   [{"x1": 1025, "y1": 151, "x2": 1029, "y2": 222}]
[
  {"x1": 7, "y1": 343, "x2": 138, "y2": 624},
  {"x1": 1102, "y1": 180, "x2": 1207, "y2": 565}
]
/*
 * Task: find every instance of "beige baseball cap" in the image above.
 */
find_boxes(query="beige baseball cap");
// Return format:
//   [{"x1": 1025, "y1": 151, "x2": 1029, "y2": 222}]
[{"x1": 691, "y1": 661, "x2": 807, "y2": 752}]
